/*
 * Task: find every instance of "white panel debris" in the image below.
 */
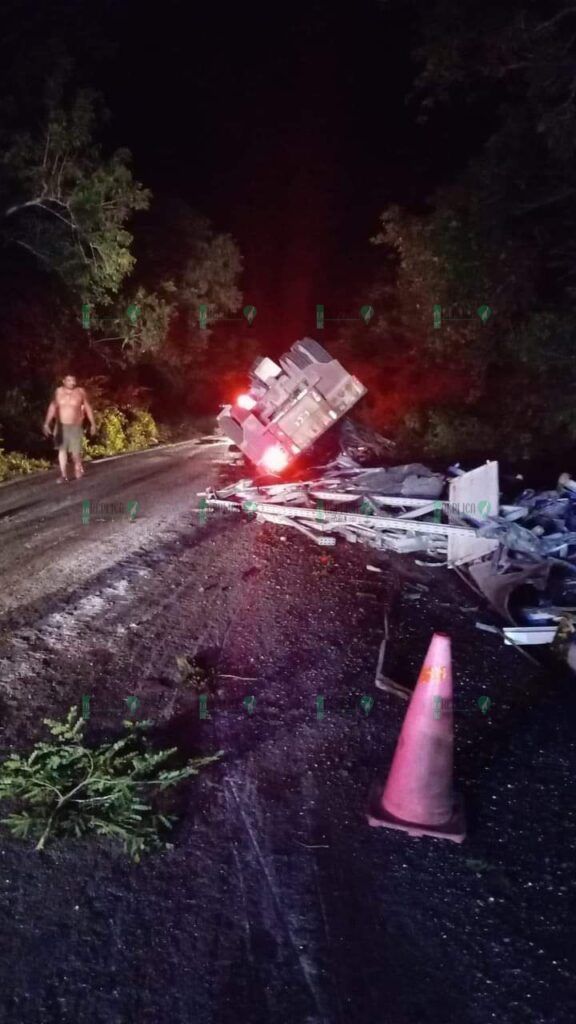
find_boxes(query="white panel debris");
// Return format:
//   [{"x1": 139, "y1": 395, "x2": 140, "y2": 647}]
[
  {"x1": 503, "y1": 626, "x2": 559, "y2": 646},
  {"x1": 199, "y1": 460, "x2": 507, "y2": 560},
  {"x1": 447, "y1": 461, "x2": 500, "y2": 566}
]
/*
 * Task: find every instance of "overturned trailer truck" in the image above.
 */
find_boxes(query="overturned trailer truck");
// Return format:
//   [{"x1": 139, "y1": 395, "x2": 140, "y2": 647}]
[{"x1": 217, "y1": 337, "x2": 367, "y2": 472}]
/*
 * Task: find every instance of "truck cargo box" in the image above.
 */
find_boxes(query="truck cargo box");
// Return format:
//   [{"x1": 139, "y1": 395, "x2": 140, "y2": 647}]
[{"x1": 217, "y1": 337, "x2": 367, "y2": 471}]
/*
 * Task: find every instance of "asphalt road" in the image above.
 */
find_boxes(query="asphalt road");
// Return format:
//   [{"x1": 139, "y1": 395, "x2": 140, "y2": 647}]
[{"x1": 0, "y1": 440, "x2": 575, "y2": 1024}]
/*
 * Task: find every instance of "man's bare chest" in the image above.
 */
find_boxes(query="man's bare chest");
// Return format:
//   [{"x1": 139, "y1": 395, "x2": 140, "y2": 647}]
[{"x1": 57, "y1": 389, "x2": 82, "y2": 408}]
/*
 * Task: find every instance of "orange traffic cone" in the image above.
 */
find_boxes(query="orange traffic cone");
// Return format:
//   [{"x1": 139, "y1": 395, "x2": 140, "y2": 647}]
[{"x1": 367, "y1": 632, "x2": 466, "y2": 843}]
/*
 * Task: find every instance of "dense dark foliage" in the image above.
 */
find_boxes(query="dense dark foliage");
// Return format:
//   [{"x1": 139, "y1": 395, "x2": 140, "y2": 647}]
[
  {"x1": 0, "y1": 6, "x2": 243, "y2": 455},
  {"x1": 1, "y1": 0, "x2": 575, "y2": 465},
  {"x1": 341, "y1": 0, "x2": 576, "y2": 461}
]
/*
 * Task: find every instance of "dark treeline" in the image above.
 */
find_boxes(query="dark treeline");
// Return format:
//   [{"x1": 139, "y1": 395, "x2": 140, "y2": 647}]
[
  {"x1": 0, "y1": 1, "x2": 246, "y2": 472},
  {"x1": 0, "y1": 0, "x2": 575, "y2": 474},
  {"x1": 338, "y1": 0, "x2": 576, "y2": 467}
]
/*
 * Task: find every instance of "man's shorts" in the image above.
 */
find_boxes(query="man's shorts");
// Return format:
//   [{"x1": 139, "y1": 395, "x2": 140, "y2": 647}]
[{"x1": 57, "y1": 424, "x2": 84, "y2": 455}]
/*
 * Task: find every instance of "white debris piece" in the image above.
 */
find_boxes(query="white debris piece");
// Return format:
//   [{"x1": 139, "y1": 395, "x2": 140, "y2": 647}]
[
  {"x1": 503, "y1": 626, "x2": 559, "y2": 646},
  {"x1": 202, "y1": 461, "x2": 500, "y2": 560},
  {"x1": 446, "y1": 461, "x2": 500, "y2": 566}
]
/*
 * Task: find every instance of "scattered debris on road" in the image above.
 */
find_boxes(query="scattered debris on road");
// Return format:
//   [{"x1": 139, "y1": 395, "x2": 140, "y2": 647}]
[
  {"x1": 200, "y1": 459, "x2": 496, "y2": 560},
  {"x1": 200, "y1": 450, "x2": 576, "y2": 674}
]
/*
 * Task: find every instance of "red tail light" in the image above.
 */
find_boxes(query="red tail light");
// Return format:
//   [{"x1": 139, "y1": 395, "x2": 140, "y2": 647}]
[
  {"x1": 260, "y1": 444, "x2": 289, "y2": 472},
  {"x1": 236, "y1": 393, "x2": 256, "y2": 410}
]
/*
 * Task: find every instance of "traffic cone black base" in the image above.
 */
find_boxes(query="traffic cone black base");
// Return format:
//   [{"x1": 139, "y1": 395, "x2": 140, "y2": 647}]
[{"x1": 367, "y1": 783, "x2": 466, "y2": 843}]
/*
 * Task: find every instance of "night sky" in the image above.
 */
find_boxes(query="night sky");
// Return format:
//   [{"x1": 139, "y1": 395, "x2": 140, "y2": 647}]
[
  {"x1": 1, "y1": 0, "x2": 493, "y2": 352},
  {"x1": 107, "y1": 0, "x2": 420, "y2": 345},
  {"x1": 2, "y1": 0, "x2": 433, "y2": 347}
]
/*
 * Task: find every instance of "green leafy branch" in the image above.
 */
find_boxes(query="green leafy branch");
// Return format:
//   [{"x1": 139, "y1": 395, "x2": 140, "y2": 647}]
[{"x1": 0, "y1": 706, "x2": 222, "y2": 861}]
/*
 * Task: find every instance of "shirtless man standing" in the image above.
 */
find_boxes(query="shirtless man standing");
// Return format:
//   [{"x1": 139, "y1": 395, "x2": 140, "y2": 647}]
[{"x1": 43, "y1": 375, "x2": 97, "y2": 483}]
